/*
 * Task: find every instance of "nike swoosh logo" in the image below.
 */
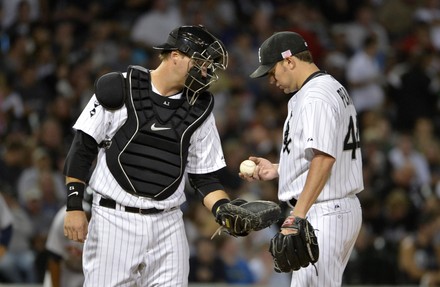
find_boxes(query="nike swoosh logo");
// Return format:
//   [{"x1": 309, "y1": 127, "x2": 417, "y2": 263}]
[
  {"x1": 68, "y1": 191, "x2": 79, "y2": 197},
  {"x1": 151, "y1": 123, "x2": 171, "y2": 131}
]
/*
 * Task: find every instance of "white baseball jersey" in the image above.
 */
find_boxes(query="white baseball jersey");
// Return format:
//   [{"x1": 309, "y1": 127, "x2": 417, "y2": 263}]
[
  {"x1": 72, "y1": 73, "x2": 226, "y2": 286},
  {"x1": 46, "y1": 205, "x2": 84, "y2": 287},
  {"x1": 278, "y1": 73, "x2": 363, "y2": 202},
  {"x1": 278, "y1": 73, "x2": 363, "y2": 287}
]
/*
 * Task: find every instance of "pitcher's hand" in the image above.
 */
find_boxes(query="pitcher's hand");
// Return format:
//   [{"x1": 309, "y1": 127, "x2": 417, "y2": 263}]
[{"x1": 239, "y1": 157, "x2": 279, "y2": 181}]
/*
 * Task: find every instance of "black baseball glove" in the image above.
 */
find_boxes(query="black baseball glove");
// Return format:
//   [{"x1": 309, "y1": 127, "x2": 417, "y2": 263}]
[
  {"x1": 269, "y1": 215, "x2": 319, "y2": 273},
  {"x1": 214, "y1": 198, "x2": 282, "y2": 237}
]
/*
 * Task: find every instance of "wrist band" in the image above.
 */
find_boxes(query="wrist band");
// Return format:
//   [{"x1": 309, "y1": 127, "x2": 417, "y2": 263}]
[
  {"x1": 66, "y1": 182, "x2": 85, "y2": 211},
  {"x1": 211, "y1": 198, "x2": 230, "y2": 217}
]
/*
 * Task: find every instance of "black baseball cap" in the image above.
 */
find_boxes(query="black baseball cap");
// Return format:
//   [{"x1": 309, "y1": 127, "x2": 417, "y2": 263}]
[{"x1": 250, "y1": 31, "x2": 309, "y2": 78}]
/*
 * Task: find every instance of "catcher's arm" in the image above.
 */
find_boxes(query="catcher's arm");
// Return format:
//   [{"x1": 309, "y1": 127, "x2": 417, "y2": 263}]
[
  {"x1": 187, "y1": 171, "x2": 236, "y2": 232},
  {"x1": 63, "y1": 130, "x2": 97, "y2": 242},
  {"x1": 64, "y1": 177, "x2": 89, "y2": 243},
  {"x1": 202, "y1": 189, "x2": 230, "y2": 212},
  {"x1": 195, "y1": 184, "x2": 250, "y2": 238},
  {"x1": 187, "y1": 171, "x2": 230, "y2": 213}
]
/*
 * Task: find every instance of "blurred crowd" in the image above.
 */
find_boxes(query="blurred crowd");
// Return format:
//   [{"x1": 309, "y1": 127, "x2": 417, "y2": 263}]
[{"x1": 0, "y1": 0, "x2": 440, "y2": 286}]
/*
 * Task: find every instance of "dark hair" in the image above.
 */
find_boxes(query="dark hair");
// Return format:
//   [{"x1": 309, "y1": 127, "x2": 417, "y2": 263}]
[
  {"x1": 295, "y1": 50, "x2": 313, "y2": 63},
  {"x1": 158, "y1": 50, "x2": 172, "y2": 60}
]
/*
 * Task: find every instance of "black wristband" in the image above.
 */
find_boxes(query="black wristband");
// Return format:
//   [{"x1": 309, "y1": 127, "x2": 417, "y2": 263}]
[
  {"x1": 211, "y1": 198, "x2": 230, "y2": 217},
  {"x1": 66, "y1": 182, "x2": 85, "y2": 211}
]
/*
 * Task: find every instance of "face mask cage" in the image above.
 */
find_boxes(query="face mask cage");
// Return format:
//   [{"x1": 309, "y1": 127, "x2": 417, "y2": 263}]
[{"x1": 184, "y1": 40, "x2": 228, "y2": 105}]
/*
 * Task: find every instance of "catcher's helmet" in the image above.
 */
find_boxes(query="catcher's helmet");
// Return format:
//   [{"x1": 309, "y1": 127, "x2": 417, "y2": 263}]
[{"x1": 153, "y1": 25, "x2": 228, "y2": 104}]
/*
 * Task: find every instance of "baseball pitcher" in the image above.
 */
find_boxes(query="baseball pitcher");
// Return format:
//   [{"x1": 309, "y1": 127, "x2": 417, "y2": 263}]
[{"x1": 243, "y1": 31, "x2": 364, "y2": 287}]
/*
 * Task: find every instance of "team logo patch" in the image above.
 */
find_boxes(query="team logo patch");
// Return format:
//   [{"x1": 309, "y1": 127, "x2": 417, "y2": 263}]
[
  {"x1": 283, "y1": 112, "x2": 292, "y2": 154},
  {"x1": 151, "y1": 123, "x2": 171, "y2": 131},
  {"x1": 90, "y1": 101, "x2": 100, "y2": 117}
]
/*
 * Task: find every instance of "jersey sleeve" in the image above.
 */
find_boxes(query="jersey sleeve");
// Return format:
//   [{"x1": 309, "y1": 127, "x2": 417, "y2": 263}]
[
  {"x1": 301, "y1": 100, "x2": 338, "y2": 160},
  {"x1": 72, "y1": 95, "x2": 110, "y2": 144},
  {"x1": 186, "y1": 113, "x2": 226, "y2": 174}
]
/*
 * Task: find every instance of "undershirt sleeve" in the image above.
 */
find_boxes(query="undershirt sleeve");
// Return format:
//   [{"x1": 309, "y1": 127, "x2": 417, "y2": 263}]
[{"x1": 63, "y1": 130, "x2": 99, "y2": 181}]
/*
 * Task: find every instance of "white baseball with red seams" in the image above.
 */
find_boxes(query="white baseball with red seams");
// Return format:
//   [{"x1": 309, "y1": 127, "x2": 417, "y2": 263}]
[{"x1": 240, "y1": 160, "x2": 256, "y2": 176}]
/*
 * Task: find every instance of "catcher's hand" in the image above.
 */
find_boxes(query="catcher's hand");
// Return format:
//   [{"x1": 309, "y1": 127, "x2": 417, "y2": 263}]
[
  {"x1": 214, "y1": 198, "x2": 282, "y2": 237},
  {"x1": 269, "y1": 215, "x2": 319, "y2": 273}
]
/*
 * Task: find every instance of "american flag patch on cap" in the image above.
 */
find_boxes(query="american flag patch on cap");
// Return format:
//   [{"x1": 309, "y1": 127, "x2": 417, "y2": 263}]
[{"x1": 281, "y1": 50, "x2": 292, "y2": 58}]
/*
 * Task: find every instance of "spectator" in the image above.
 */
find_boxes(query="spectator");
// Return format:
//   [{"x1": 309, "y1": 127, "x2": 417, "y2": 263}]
[
  {"x1": 0, "y1": 73, "x2": 27, "y2": 137},
  {"x1": 0, "y1": 0, "x2": 40, "y2": 30},
  {"x1": 341, "y1": 3, "x2": 390, "y2": 58},
  {"x1": 188, "y1": 237, "x2": 227, "y2": 283},
  {"x1": 0, "y1": 135, "x2": 31, "y2": 195},
  {"x1": 217, "y1": 236, "x2": 256, "y2": 284},
  {"x1": 398, "y1": 211, "x2": 440, "y2": 285},
  {"x1": 413, "y1": 0, "x2": 440, "y2": 51},
  {"x1": 413, "y1": 118, "x2": 440, "y2": 189},
  {"x1": 21, "y1": 182, "x2": 58, "y2": 282},
  {"x1": 376, "y1": 0, "x2": 417, "y2": 41},
  {"x1": 388, "y1": 133, "x2": 432, "y2": 208},
  {"x1": 0, "y1": 190, "x2": 37, "y2": 283},
  {"x1": 382, "y1": 189, "x2": 418, "y2": 248},
  {"x1": 130, "y1": 0, "x2": 183, "y2": 50},
  {"x1": 6, "y1": 0, "x2": 37, "y2": 39},
  {"x1": 388, "y1": 50, "x2": 438, "y2": 132},
  {"x1": 44, "y1": 203, "x2": 91, "y2": 287},
  {"x1": 0, "y1": 191, "x2": 13, "y2": 260},
  {"x1": 346, "y1": 34, "x2": 385, "y2": 117},
  {"x1": 16, "y1": 63, "x2": 54, "y2": 126},
  {"x1": 17, "y1": 147, "x2": 66, "y2": 209},
  {"x1": 34, "y1": 117, "x2": 68, "y2": 171},
  {"x1": 1, "y1": 34, "x2": 28, "y2": 82}
]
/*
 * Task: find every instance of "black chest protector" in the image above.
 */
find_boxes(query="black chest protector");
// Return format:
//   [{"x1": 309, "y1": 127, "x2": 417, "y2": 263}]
[{"x1": 95, "y1": 65, "x2": 214, "y2": 200}]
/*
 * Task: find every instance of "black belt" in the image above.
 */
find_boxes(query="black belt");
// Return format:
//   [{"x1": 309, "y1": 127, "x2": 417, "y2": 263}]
[{"x1": 99, "y1": 198, "x2": 173, "y2": 215}]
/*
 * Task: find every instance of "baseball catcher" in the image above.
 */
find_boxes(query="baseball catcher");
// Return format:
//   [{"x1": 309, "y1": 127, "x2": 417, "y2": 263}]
[
  {"x1": 269, "y1": 214, "x2": 319, "y2": 273},
  {"x1": 212, "y1": 198, "x2": 282, "y2": 237}
]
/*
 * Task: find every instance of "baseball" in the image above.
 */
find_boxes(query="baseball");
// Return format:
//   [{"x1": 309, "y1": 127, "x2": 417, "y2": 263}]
[{"x1": 240, "y1": 160, "x2": 256, "y2": 176}]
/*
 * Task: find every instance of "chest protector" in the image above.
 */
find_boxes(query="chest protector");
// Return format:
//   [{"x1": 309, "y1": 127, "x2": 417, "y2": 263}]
[{"x1": 95, "y1": 65, "x2": 214, "y2": 200}]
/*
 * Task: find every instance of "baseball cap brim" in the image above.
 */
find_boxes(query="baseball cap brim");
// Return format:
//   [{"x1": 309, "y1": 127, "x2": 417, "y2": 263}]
[{"x1": 250, "y1": 62, "x2": 277, "y2": 78}]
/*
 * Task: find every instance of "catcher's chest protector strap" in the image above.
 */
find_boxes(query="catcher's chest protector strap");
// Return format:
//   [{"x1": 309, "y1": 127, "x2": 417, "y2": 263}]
[{"x1": 102, "y1": 65, "x2": 214, "y2": 200}]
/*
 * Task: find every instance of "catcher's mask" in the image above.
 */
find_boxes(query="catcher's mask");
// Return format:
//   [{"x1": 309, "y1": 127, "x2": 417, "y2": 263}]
[{"x1": 153, "y1": 25, "x2": 228, "y2": 105}]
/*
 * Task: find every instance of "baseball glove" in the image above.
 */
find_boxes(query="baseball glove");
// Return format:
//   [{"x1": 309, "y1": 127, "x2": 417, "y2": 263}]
[
  {"x1": 269, "y1": 215, "x2": 319, "y2": 273},
  {"x1": 214, "y1": 198, "x2": 282, "y2": 237}
]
